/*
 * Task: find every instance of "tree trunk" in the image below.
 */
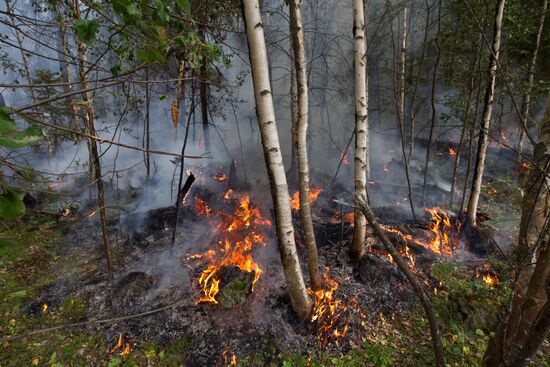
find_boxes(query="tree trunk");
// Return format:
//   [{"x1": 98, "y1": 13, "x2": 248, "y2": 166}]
[
  {"x1": 484, "y1": 93, "x2": 550, "y2": 367},
  {"x1": 350, "y1": 0, "x2": 369, "y2": 259},
  {"x1": 450, "y1": 30, "x2": 483, "y2": 209},
  {"x1": 73, "y1": 0, "x2": 113, "y2": 280},
  {"x1": 516, "y1": 0, "x2": 547, "y2": 161},
  {"x1": 421, "y1": 0, "x2": 442, "y2": 205},
  {"x1": 241, "y1": 0, "x2": 312, "y2": 319},
  {"x1": 199, "y1": 29, "x2": 211, "y2": 154},
  {"x1": 466, "y1": 0, "x2": 505, "y2": 226},
  {"x1": 288, "y1": 0, "x2": 321, "y2": 291}
]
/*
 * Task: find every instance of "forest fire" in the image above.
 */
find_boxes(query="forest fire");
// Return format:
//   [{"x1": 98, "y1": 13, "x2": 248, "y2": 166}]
[
  {"x1": 330, "y1": 211, "x2": 354, "y2": 225},
  {"x1": 290, "y1": 187, "x2": 323, "y2": 211},
  {"x1": 41, "y1": 303, "x2": 48, "y2": 313},
  {"x1": 308, "y1": 269, "x2": 351, "y2": 348},
  {"x1": 189, "y1": 193, "x2": 271, "y2": 304},
  {"x1": 449, "y1": 147, "x2": 456, "y2": 157}
]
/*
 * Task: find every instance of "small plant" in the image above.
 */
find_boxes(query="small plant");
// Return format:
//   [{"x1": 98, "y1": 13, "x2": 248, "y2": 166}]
[{"x1": 363, "y1": 341, "x2": 394, "y2": 367}]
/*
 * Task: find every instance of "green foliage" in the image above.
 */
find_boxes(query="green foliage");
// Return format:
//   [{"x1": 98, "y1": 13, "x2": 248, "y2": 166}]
[
  {"x1": 363, "y1": 341, "x2": 394, "y2": 367},
  {"x1": 175, "y1": 0, "x2": 191, "y2": 15},
  {"x1": 0, "y1": 108, "x2": 44, "y2": 149},
  {"x1": 0, "y1": 187, "x2": 25, "y2": 219},
  {"x1": 59, "y1": 297, "x2": 87, "y2": 321},
  {"x1": 74, "y1": 19, "x2": 100, "y2": 46}
]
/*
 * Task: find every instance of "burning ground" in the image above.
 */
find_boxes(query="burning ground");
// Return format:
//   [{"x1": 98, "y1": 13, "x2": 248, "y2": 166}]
[{"x1": 1, "y1": 159, "x2": 536, "y2": 366}]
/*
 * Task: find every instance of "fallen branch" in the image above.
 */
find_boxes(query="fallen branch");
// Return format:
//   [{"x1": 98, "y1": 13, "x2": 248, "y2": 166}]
[{"x1": 354, "y1": 194, "x2": 446, "y2": 367}]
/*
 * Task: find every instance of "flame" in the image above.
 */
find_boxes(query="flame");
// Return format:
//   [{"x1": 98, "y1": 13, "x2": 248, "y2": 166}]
[
  {"x1": 87, "y1": 210, "x2": 97, "y2": 218},
  {"x1": 110, "y1": 333, "x2": 131, "y2": 356},
  {"x1": 421, "y1": 207, "x2": 459, "y2": 255},
  {"x1": 379, "y1": 225, "x2": 416, "y2": 268},
  {"x1": 110, "y1": 333, "x2": 123, "y2": 353},
  {"x1": 42, "y1": 303, "x2": 48, "y2": 313},
  {"x1": 308, "y1": 269, "x2": 351, "y2": 348},
  {"x1": 289, "y1": 187, "x2": 322, "y2": 211},
  {"x1": 224, "y1": 189, "x2": 234, "y2": 200},
  {"x1": 214, "y1": 173, "x2": 228, "y2": 182},
  {"x1": 194, "y1": 196, "x2": 212, "y2": 216},
  {"x1": 120, "y1": 343, "x2": 131, "y2": 356},
  {"x1": 476, "y1": 263, "x2": 500, "y2": 287},
  {"x1": 222, "y1": 350, "x2": 238, "y2": 366},
  {"x1": 449, "y1": 147, "x2": 456, "y2": 157},
  {"x1": 61, "y1": 208, "x2": 70, "y2": 217},
  {"x1": 330, "y1": 211, "x2": 355, "y2": 226},
  {"x1": 482, "y1": 274, "x2": 499, "y2": 287},
  {"x1": 521, "y1": 162, "x2": 530, "y2": 169},
  {"x1": 190, "y1": 194, "x2": 271, "y2": 304}
]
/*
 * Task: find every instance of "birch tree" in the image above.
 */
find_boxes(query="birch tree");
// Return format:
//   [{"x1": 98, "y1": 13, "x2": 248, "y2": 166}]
[
  {"x1": 241, "y1": 0, "x2": 312, "y2": 318},
  {"x1": 466, "y1": 0, "x2": 505, "y2": 226},
  {"x1": 350, "y1": 0, "x2": 369, "y2": 259},
  {"x1": 288, "y1": 0, "x2": 321, "y2": 291}
]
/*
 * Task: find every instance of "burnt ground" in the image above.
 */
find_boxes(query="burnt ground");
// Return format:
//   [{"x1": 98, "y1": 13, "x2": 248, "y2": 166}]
[{"x1": 16, "y1": 179, "x2": 514, "y2": 366}]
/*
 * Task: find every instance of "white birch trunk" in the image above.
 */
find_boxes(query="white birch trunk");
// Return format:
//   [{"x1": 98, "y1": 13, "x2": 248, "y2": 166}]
[
  {"x1": 466, "y1": 0, "x2": 505, "y2": 226},
  {"x1": 351, "y1": 0, "x2": 369, "y2": 259},
  {"x1": 242, "y1": 0, "x2": 312, "y2": 318}
]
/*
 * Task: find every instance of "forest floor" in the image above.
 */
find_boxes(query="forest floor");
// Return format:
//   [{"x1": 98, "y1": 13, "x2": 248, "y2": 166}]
[{"x1": 0, "y1": 170, "x2": 549, "y2": 366}]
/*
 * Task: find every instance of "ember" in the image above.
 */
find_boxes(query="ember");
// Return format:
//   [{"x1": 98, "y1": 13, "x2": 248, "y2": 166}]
[
  {"x1": 214, "y1": 173, "x2": 228, "y2": 182},
  {"x1": 194, "y1": 196, "x2": 212, "y2": 216},
  {"x1": 224, "y1": 189, "x2": 234, "y2": 200}
]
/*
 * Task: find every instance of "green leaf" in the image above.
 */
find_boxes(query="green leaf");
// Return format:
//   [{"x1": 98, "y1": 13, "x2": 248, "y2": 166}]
[
  {"x1": 175, "y1": 0, "x2": 191, "y2": 15},
  {"x1": 154, "y1": 0, "x2": 170, "y2": 23},
  {"x1": 74, "y1": 19, "x2": 100, "y2": 46},
  {"x1": 0, "y1": 107, "x2": 17, "y2": 133},
  {"x1": 15, "y1": 290, "x2": 27, "y2": 298},
  {"x1": 0, "y1": 188, "x2": 25, "y2": 219},
  {"x1": 0, "y1": 108, "x2": 43, "y2": 148},
  {"x1": 136, "y1": 45, "x2": 166, "y2": 64},
  {"x1": 110, "y1": 64, "x2": 122, "y2": 77}
]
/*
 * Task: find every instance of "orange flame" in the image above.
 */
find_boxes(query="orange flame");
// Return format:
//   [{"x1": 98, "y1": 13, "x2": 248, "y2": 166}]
[
  {"x1": 190, "y1": 194, "x2": 271, "y2": 304},
  {"x1": 110, "y1": 333, "x2": 131, "y2": 356},
  {"x1": 422, "y1": 207, "x2": 457, "y2": 255},
  {"x1": 289, "y1": 187, "x2": 322, "y2": 211},
  {"x1": 521, "y1": 162, "x2": 530, "y2": 169},
  {"x1": 449, "y1": 147, "x2": 456, "y2": 157},
  {"x1": 330, "y1": 211, "x2": 355, "y2": 226},
  {"x1": 482, "y1": 274, "x2": 499, "y2": 287},
  {"x1": 110, "y1": 333, "x2": 123, "y2": 353},
  {"x1": 42, "y1": 303, "x2": 48, "y2": 313},
  {"x1": 308, "y1": 269, "x2": 351, "y2": 348}
]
